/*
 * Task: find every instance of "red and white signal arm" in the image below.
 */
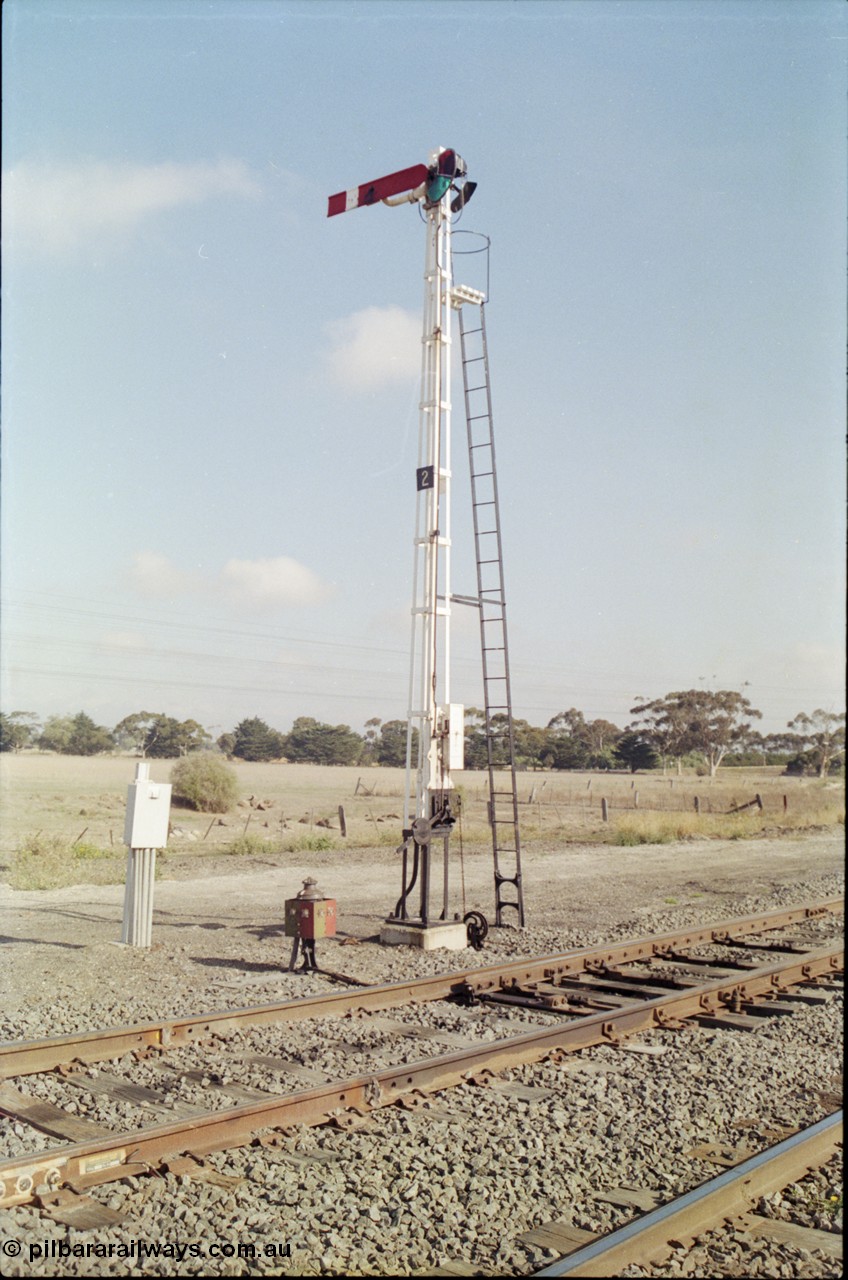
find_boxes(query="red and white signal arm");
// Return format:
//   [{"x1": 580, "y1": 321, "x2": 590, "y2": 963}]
[{"x1": 327, "y1": 163, "x2": 429, "y2": 217}]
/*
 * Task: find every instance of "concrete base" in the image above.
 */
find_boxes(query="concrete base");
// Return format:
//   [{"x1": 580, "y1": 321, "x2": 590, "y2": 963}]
[{"x1": 380, "y1": 920, "x2": 469, "y2": 951}]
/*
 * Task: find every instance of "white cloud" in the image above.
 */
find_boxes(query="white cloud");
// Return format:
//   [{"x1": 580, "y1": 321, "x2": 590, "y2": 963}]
[
  {"x1": 3, "y1": 158, "x2": 261, "y2": 252},
  {"x1": 131, "y1": 552, "x2": 198, "y2": 597},
  {"x1": 129, "y1": 551, "x2": 333, "y2": 610},
  {"x1": 222, "y1": 557, "x2": 334, "y2": 608},
  {"x1": 325, "y1": 306, "x2": 420, "y2": 391}
]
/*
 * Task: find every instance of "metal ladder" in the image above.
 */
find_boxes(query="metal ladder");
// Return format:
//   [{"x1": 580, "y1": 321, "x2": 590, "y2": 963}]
[{"x1": 455, "y1": 300, "x2": 525, "y2": 928}]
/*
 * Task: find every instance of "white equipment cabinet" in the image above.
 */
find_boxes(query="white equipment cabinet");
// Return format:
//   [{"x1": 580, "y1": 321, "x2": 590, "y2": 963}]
[{"x1": 121, "y1": 762, "x2": 171, "y2": 947}]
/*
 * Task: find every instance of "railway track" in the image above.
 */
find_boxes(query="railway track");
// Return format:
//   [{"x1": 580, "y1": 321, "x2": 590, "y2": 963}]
[
  {"x1": 2, "y1": 898, "x2": 841, "y2": 1079},
  {"x1": 0, "y1": 898, "x2": 842, "y2": 1277},
  {"x1": 533, "y1": 1110, "x2": 843, "y2": 1276}
]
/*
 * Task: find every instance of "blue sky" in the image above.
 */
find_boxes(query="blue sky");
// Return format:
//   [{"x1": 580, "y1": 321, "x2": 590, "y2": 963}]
[{"x1": 2, "y1": 0, "x2": 845, "y2": 740}]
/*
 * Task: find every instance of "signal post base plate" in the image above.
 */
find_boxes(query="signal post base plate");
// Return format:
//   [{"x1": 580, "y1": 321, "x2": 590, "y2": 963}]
[{"x1": 379, "y1": 920, "x2": 469, "y2": 951}]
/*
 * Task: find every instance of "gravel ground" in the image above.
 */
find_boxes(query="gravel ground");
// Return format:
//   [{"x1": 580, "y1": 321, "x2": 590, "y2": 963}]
[{"x1": 0, "y1": 829, "x2": 843, "y2": 1276}]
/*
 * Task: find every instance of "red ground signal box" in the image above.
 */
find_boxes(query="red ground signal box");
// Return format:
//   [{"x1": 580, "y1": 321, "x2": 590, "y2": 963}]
[{"x1": 284, "y1": 896, "x2": 337, "y2": 940}]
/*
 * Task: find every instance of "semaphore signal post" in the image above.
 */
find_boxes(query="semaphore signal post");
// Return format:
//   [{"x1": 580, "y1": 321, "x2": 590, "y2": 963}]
[{"x1": 328, "y1": 149, "x2": 524, "y2": 947}]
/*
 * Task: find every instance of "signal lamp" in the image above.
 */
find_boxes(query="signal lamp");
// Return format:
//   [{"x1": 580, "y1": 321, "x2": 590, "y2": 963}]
[{"x1": 451, "y1": 181, "x2": 477, "y2": 213}]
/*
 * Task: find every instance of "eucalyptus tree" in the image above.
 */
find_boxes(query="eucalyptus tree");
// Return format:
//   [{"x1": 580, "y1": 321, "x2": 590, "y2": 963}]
[
  {"x1": 629, "y1": 690, "x2": 762, "y2": 778},
  {"x1": 787, "y1": 710, "x2": 845, "y2": 778}
]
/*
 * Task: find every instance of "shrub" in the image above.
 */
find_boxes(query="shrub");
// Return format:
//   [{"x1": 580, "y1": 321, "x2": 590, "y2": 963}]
[
  {"x1": 227, "y1": 832, "x2": 339, "y2": 855},
  {"x1": 11, "y1": 833, "x2": 122, "y2": 890},
  {"x1": 170, "y1": 753, "x2": 238, "y2": 813},
  {"x1": 226, "y1": 834, "x2": 278, "y2": 856},
  {"x1": 283, "y1": 832, "x2": 335, "y2": 853},
  {"x1": 72, "y1": 841, "x2": 112, "y2": 860}
]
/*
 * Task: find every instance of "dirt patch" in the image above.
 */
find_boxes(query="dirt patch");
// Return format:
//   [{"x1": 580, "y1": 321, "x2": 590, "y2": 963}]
[{"x1": 0, "y1": 828, "x2": 842, "y2": 1036}]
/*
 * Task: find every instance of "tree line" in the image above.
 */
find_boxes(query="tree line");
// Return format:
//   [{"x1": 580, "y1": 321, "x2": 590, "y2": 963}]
[{"x1": 0, "y1": 696, "x2": 843, "y2": 779}]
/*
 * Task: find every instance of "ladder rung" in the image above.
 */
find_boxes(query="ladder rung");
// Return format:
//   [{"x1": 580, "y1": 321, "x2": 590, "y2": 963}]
[{"x1": 461, "y1": 319, "x2": 526, "y2": 929}]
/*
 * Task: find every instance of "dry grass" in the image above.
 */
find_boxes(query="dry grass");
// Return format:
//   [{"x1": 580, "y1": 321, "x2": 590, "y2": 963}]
[
  {"x1": 611, "y1": 792, "x2": 844, "y2": 845},
  {"x1": 9, "y1": 832, "x2": 126, "y2": 891},
  {"x1": 0, "y1": 754, "x2": 842, "y2": 888},
  {"x1": 515, "y1": 768, "x2": 844, "y2": 844}
]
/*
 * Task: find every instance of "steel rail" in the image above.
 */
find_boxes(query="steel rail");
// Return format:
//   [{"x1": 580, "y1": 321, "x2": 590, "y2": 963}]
[
  {"x1": 535, "y1": 1110, "x2": 843, "y2": 1277},
  {"x1": 0, "y1": 942, "x2": 840, "y2": 1209},
  {"x1": 1, "y1": 899, "x2": 841, "y2": 1080}
]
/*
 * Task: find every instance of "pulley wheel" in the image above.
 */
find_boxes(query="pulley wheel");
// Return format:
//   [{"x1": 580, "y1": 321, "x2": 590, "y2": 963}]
[
  {"x1": 411, "y1": 817, "x2": 432, "y2": 845},
  {"x1": 464, "y1": 910, "x2": 489, "y2": 951}
]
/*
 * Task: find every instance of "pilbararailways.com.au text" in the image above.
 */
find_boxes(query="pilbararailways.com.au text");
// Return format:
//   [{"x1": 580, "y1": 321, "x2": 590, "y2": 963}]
[{"x1": 15, "y1": 1239, "x2": 292, "y2": 1264}]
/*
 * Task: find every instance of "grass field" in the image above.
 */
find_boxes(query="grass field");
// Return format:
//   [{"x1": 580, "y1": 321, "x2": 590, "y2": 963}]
[{"x1": 0, "y1": 753, "x2": 843, "y2": 889}]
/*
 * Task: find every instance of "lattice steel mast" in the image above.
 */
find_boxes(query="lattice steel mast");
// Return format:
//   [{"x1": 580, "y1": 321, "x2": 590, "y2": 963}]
[{"x1": 327, "y1": 149, "x2": 524, "y2": 933}]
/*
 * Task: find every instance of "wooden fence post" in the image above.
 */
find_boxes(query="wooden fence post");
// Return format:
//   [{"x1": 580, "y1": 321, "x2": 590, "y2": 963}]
[
  {"x1": 601, "y1": 798, "x2": 609, "y2": 822},
  {"x1": 694, "y1": 796, "x2": 700, "y2": 814},
  {"x1": 338, "y1": 805, "x2": 347, "y2": 837}
]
